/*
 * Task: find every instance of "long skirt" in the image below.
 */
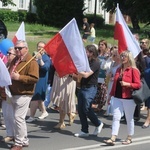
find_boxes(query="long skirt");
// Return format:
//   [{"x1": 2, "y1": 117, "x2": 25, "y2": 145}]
[
  {"x1": 93, "y1": 83, "x2": 107, "y2": 111},
  {"x1": 50, "y1": 74, "x2": 76, "y2": 114}
]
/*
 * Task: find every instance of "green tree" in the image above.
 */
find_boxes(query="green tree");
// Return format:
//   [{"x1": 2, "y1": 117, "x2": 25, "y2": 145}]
[
  {"x1": 101, "y1": 0, "x2": 150, "y2": 30},
  {"x1": 0, "y1": 0, "x2": 15, "y2": 6},
  {"x1": 33, "y1": 0, "x2": 84, "y2": 27}
]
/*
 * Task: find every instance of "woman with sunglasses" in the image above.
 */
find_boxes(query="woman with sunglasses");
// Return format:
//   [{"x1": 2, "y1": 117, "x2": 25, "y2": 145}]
[
  {"x1": 104, "y1": 50, "x2": 141, "y2": 146},
  {"x1": 1, "y1": 47, "x2": 16, "y2": 142},
  {"x1": 103, "y1": 46, "x2": 121, "y2": 116}
]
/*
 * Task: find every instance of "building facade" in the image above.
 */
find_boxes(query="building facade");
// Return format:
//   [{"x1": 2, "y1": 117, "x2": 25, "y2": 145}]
[
  {"x1": 0, "y1": 0, "x2": 36, "y2": 13},
  {"x1": 84, "y1": 0, "x2": 110, "y2": 24},
  {"x1": 0, "y1": 0, "x2": 112, "y2": 24}
]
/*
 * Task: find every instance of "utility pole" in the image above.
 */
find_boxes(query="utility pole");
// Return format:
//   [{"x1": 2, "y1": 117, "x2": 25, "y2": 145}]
[{"x1": 94, "y1": 0, "x2": 97, "y2": 24}]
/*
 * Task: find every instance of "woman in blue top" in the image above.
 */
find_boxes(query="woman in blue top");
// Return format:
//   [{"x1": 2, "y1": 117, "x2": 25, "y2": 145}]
[
  {"x1": 93, "y1": 40, "x2": 109, "y2": 111},
  {"x1": 26, "y1": 41, "x2": 51, "y2": 123}
]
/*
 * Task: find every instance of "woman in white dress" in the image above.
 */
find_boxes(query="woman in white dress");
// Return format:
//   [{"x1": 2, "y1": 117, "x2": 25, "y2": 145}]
[{"x1": 105, "y1": 47, "x2": 121, "y2": 116}]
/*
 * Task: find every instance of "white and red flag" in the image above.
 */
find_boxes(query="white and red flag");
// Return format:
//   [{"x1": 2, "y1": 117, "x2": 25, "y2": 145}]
[
  {"x1": 114, "y1": 5, "x2": 141, "y2": 58},
  {"x1": 0, "y1": 58, "x2": 11, "y2": 87},
  {"x1": 12, "y1": 22, "x2": 25, "y2": 44},
  {"x1": 44, "y1": 18, "x2": 90, "y2": 77}
]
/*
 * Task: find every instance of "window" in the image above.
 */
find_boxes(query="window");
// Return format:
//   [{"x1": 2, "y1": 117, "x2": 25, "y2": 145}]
[
  {"x1": 98, "y1": 0, "x2": 102, "y2": 14},
  {"x1": 19, "y1": 0, "x2": 25, "y2": 9},
  {"x1": 88, "y1": 0, "x2": 92, "y2": 12}
]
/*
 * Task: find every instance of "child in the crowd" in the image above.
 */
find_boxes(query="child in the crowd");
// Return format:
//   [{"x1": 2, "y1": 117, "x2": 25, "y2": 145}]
[{"x1": 88, "y1": 23, "x2": 96, "y2": 43}]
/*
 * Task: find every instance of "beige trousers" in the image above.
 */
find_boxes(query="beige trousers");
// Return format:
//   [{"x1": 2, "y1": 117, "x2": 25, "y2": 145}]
[{"x1": 11, "y1": 95, "x2": 31, "y2": 146}]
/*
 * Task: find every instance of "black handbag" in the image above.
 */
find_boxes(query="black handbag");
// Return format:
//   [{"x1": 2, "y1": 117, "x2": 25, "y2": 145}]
[{"x1": 132, "y1": 77, "x2": 150, "y2": 104}]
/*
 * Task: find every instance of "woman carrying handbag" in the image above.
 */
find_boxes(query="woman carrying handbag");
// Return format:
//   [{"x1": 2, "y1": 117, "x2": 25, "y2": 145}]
[{"x1": 104, "y1": 50, "x2": 141, "y2": 146}]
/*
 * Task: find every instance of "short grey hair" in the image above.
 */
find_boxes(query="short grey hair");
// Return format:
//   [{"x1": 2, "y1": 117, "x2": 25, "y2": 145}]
[{"x1": 15, "y1": 40, "x2": 28, "y2": 48}]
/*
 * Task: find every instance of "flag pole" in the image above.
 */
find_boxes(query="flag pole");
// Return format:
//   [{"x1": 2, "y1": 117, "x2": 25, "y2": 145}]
[{"x1": 17, "y1": 48, "x2": 43, "y2": 73}]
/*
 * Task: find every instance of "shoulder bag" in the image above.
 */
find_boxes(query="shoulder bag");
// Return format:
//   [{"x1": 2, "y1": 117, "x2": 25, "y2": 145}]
[{"x1": 132, "y1": 69, "x2": 150, "y2": 104}]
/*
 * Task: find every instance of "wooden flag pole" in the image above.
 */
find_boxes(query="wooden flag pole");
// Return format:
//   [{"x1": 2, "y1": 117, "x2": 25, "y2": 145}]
[{"x1": 17, "y1": 48, "x2": 43, "y2": 73}]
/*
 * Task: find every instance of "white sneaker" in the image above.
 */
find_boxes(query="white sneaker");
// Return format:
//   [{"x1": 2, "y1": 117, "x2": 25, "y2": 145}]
[
  {"x1": 93, "y1": 122, "x2": 104, "y2": 135},
  {"x1": 1, "y1": 124, "x2": 6, "y2": 129},
  {"x1": 74, "y1": 131, "x2": 89, "y2": 137},
  {"x1": 26, "y1": 117, "x2": 35, "y2": 123},
  {"x1": 38, "y1": 112, "x2": 49, "y2": 119}
]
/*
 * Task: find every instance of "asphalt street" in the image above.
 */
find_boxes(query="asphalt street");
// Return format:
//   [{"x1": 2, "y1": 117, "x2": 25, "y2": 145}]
[{"x1": 0, "y1": 107, "x2": 150, "y2": 150}]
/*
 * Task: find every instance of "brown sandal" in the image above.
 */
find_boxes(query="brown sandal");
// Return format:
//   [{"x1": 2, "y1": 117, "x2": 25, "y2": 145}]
[
  {"x1": 104, "y1": 138, "x2": 115, "y2": 146},
  {"x1": 122, "y1": 138, "x2": 132, "y2": 145}
]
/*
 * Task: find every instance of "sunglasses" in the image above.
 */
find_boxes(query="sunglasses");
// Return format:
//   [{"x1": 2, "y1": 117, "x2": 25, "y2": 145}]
[
  {"x1": 14, "y1": 47, "x2": 26, "y2": 51},
  {"x1": 120, "y1": 54, "x2": 127, "y2": 58},
  {"x1": 7, "y1": 52, "x2": 16, "y2": 56},
  {"x1": 140, "y1": 42, "x2": 146, "y2": 44}
]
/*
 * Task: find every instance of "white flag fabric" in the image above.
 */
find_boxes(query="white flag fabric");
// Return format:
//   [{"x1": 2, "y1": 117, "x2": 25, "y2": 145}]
[
  {"x1": 0, "y1": 58, "x2": 11, "y2": 87},
  {"x1": 114, "y1": 5, "x2": 141, "y2": 58},
  {"x1": 45, "y1": 18, "x2": 90, "y2": 77},
  {"x1": 12, "y1": 22, "x2": 25, "y2": 44}
]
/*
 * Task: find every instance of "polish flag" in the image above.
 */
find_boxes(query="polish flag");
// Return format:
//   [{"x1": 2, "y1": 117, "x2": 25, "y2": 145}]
[
  {"x1": 0, "y1": 58, "x2": 11, "y2": 87},
  {"x1": 114, "y1": 5, "x2": 141, "y2": 58},
  {"x1": 44, "y1": 18, "x2": 90, "y2": 77},
  {"x1": 12, "y1": 22, "x2": 25, "y2": 44}
]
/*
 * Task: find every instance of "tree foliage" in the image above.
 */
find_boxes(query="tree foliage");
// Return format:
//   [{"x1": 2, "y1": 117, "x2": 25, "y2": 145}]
[
  {"x1": 34, "y1": 0, "x2": 84, "y2": 28},
  {"x1": 101, "y1": 0, "x2": 150, "y2": 30},
  {"x1": 0, "y1": 0, "x2": 15, "y2": 6}
]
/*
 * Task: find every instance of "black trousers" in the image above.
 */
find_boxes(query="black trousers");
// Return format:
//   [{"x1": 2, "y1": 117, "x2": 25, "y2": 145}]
[{"x1": 134, "y1": 104, "x2": 141, "y2": 120}]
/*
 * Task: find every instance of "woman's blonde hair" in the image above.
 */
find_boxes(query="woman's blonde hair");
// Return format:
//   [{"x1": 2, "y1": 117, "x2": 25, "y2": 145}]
[{"x1": 120, "y1": 50, "x2": 137, "y2": 68}]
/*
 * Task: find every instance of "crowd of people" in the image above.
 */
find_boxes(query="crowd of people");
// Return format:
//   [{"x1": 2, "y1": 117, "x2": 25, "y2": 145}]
[{"x1": 0, "y1": 22, "x2": 150, "y2": 150}]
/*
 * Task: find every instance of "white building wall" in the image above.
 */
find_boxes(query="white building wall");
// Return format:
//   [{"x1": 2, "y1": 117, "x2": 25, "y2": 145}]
[
  {"x1": 0, "y1": 0, "x2": 36, "y2": 13},
  {"x1": 0, "y1": 0, "x2": 109, "y2": 23},
  {"x1": 84, "y1": 0, "x2": 110, "y2": 24}
]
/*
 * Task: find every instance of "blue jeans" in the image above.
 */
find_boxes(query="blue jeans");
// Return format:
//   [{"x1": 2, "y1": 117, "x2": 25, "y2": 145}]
[
  {"x1": 88, "y1": 36, "x2": 95, "y2": 43},
  {"x1": 77, "y1": 86, "x2": 101, "y2": 133}
]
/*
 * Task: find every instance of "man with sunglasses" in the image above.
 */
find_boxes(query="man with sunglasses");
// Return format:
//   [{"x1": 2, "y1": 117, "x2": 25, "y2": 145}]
[{"x1": 8, "y1": 40, "x2": 39, "y2": 150}]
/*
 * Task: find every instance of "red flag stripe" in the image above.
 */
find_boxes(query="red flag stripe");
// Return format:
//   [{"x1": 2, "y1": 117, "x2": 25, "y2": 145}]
[
  {"x1": 44, "y1": 33, "x2": 77, "y2": 77},
  {"x1": 114, "y1": 5, "x2": 141, "y2": 58},
  {"x1": 12, "y1": 22, "x2": 25, "y2": 45},
  {"x1": 114, "y1": 22, "x2": 127, "y2": 54},
  {"x1": 12, "y1": 36, "x2": 18, "y2": 45}
]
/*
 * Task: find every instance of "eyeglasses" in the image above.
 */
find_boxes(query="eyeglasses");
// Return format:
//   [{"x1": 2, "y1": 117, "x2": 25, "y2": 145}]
[
  {"x1": 7, "y1": 52, "x2": 16, "y2": 56},
  {"x1": 120, "y1": 54, "x2": 127, "y2": 58},
  {"x1": 14, "y1": 47, "x2": 26, "y2": 51},
  {"x1": 140, "y1": 41, "x2": 146, "y2": 44}
]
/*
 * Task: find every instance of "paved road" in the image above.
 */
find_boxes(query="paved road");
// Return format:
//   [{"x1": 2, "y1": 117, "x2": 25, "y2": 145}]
[{"x1": 0, "y1": 107, "x2": 150, "y2": 150}]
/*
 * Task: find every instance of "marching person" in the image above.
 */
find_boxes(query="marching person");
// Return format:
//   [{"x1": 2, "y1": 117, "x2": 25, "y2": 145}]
[
  {"x1": 26, "y1": 41, "x2": 51, "y2": 122},
  {"x1": 75, "y1": 45, "x2": 103, "y2": 137},
  {"x1": 9, "y1": 40, "x2": 39, "y2": 150},
  {"x1": 1, "y1": 47, "x2": 16, "y2": 143},
  {"x1": 104, "y1": 50, "x2": 141, "y2": 146}
]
